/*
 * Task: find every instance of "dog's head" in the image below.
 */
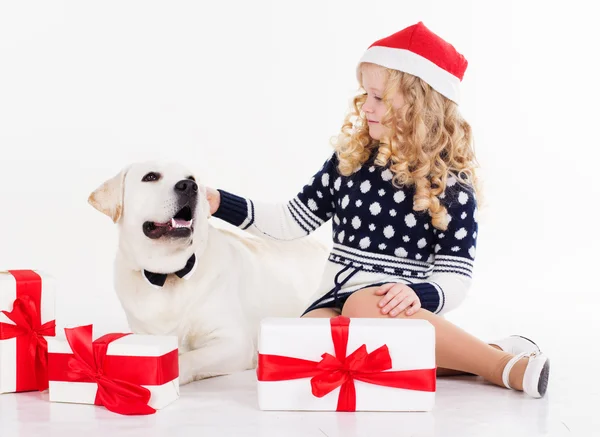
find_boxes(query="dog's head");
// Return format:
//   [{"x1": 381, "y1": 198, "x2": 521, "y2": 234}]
[{"x1": 88, "y1": 162, "x2": 210, "y2": 273}]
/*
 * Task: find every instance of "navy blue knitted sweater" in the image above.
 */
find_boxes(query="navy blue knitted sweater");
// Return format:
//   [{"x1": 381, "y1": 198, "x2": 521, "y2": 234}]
[{"x1": 213, "y1": 150, "x2": 478, "y2": 314}]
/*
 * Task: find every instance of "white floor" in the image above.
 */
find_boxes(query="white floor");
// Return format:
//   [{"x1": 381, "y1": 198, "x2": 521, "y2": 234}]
[{"x1": 1, "y1": 344, "x2": 597, "y2": 437}]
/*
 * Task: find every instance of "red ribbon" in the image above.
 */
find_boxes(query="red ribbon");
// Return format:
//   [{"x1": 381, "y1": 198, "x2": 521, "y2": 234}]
[
  {"x1": 0, "y1": 270, "x2": 56, "y2": 392},
  {"x1": 257, "y1": 316, "x2": 436, "y2": 411},
  {"x1": 48, "y1": 325, "x2": 179, "y2": 416}
]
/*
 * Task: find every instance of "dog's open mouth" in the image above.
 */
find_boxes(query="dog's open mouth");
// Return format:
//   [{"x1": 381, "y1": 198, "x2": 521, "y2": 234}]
[{"x1": 143, "y1": 205, "x2": 194, "y2": 239}]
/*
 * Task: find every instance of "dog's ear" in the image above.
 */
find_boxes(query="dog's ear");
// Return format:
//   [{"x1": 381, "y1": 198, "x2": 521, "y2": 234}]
[{"x1": 88, "y1": 167, "x2": 129, "y2": 223}]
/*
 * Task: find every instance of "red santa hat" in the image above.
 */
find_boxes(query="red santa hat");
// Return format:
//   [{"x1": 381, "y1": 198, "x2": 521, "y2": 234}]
[{"x1": 357, "y1": 22, "x2": 468, "y2": 104}]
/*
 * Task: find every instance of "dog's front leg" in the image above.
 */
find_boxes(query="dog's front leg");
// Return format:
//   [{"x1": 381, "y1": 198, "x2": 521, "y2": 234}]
[{"x1": 178, "y1": 337, "x2": 254, "y2": 385}]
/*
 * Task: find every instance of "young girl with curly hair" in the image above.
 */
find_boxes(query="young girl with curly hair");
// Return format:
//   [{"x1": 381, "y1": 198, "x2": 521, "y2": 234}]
[{"x1": 206, "y1": 22, "x2": 550, "y2": 398}]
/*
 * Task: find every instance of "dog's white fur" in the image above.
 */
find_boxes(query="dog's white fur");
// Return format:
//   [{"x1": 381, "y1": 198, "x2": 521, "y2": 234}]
[{"x1": 89, "y1": 162, "x2": 328, "y2": 384}]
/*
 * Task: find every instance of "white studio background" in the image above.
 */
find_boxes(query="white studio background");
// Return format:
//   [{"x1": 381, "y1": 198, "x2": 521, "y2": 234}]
[{"x1": 0, "y1": 0, "x2": 598, "y2": 395}]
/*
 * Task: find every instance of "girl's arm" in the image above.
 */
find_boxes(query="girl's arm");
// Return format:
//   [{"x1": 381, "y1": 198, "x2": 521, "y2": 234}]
[{"x1": 211, "y1": 153, "x2": 338, "y2": 241}]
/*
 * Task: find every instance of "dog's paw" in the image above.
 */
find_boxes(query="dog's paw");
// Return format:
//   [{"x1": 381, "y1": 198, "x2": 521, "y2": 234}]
[
  {"x1": 178, "y1": 354, "x2": 197, "y2": 385},
  {"x1": 193, "y1": 372, "x2": 226, "y2": 382},
  {"x1": 179, "y1": 372, "x2": 195, "y2": 386},
  {"x1": 179, "y1": 369, "x2": 226, "y2": 385},
  {"x1": 178, "y1": 352, "x2": 225, "y2": 385}
]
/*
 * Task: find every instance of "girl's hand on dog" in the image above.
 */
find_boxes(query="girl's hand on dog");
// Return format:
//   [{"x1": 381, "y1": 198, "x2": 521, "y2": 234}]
[{"x1": 206, "y1": 187, "x2": 221, "y2": 215}]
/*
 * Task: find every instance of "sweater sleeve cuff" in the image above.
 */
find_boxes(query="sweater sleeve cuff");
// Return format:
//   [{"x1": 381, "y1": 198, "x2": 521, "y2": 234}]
[
  {"x1": 406, "y1": 282, "x2": 444, "y2": 314},
  {"x1": 212, "y1": 189, "x2": 251, "y2": 227}
]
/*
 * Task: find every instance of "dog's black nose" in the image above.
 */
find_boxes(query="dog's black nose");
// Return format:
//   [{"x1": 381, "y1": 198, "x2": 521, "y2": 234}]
[{"x1": 174, "y1": 179, "x2": 198, "y2": 195}]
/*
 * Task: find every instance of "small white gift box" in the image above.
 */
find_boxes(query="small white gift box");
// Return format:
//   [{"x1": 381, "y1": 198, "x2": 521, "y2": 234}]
[
  {"x1": 47, "y1": 325, "x2": 179, "y2": 415},
  {"x1": 0, "y1": 269, "x2": 56, "y2": 394}
]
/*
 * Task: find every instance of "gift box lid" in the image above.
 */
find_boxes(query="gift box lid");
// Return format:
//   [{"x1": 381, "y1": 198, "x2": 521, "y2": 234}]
[
  {"x1": 47, "y1": 330, "x2": 178, "y2": 357},
  {"x1": 0, "y1": 269, "x2": 56, "y2": 329},
  {"x1": 258, "y1": 317, "x2": 436, "y2": 370}
]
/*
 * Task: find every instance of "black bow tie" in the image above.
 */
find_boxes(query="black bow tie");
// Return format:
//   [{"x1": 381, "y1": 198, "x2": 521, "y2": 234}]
[{"x1": 143, "y1": 254, "x2": 196, "y2": 287}]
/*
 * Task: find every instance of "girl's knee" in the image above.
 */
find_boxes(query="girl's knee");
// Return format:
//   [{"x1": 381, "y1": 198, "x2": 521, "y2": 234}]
[
  {"x1": 341, "y1": 287, "x2": 420, "y2": 319},
  {"x1": 340, "y1": 293, "x2": 363, "y2": 318},
  {"x1": 341, "y1": 287, "x2": 386, "y2": 318}
]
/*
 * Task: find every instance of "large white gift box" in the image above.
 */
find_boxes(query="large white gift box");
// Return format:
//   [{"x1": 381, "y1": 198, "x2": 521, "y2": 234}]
[
  {"x1": 257, "y1": 316, "x2": 436, "y2": 412},
  {"x1": 47, "y1": 325, "x2": 180, "y2": 415},
  {"x1": 0, "y1": 269, "x2": 56, "y2": 394}
]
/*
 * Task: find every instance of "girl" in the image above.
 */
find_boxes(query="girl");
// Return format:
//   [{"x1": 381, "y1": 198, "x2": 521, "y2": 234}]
[{"x1": 206, "y1": 22, "x2": 549, "y2": 398}]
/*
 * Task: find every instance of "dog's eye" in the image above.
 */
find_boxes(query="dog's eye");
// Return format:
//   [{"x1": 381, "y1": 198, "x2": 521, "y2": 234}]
[
  {"x1": 187, "y1": 176, "x2": 196, "y2": 182},
  {"x1": 142, "y1": 172, "x2": 161, "y2": 182}
]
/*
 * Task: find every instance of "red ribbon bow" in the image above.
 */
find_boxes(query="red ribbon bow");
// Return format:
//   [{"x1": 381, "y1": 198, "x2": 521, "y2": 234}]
[
  {"x1": 257, "y1": 316, "x2": 436, "y2": 411},
  {"x1": 0, "y1": 270, "x2": 56, "y2": 392},
  {"x1": 61, "y1": 325, "x2": 157, "y2": 416}
]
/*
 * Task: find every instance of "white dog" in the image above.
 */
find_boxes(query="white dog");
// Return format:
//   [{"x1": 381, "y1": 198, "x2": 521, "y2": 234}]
[{"x1": 88, "y1": 162, "x2": 329, "y2": 384}]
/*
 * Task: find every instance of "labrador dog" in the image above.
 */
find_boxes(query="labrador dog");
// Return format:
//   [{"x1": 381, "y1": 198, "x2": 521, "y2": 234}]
[{"x1": 88, "y1": 162, "x2": 329, "y2": 384}]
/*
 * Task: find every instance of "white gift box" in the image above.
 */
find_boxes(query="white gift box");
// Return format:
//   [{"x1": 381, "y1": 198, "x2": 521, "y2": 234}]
[
  {"x1": 0, "y1": 270, "x2": 56, "y2": 394},
  {"x1": 257, "y1": 317, "x2": 436, "y2": 412},
  {"x1": 47, "y1": 329, "x2": 180, "y2": 412}
]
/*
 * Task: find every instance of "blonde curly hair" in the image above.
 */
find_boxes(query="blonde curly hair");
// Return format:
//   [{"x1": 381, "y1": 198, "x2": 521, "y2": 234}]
[{"x1": 333, "y1": 63, "x2": 480, "y2": 231}]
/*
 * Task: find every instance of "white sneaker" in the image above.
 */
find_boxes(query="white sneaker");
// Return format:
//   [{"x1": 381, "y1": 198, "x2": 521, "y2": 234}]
[
  {"x1": 502, "y1": 351, "x2": 550, "y2": 398},
  {"x1": 490, "y1": 335, "x2": 541, "y2": 355}
]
